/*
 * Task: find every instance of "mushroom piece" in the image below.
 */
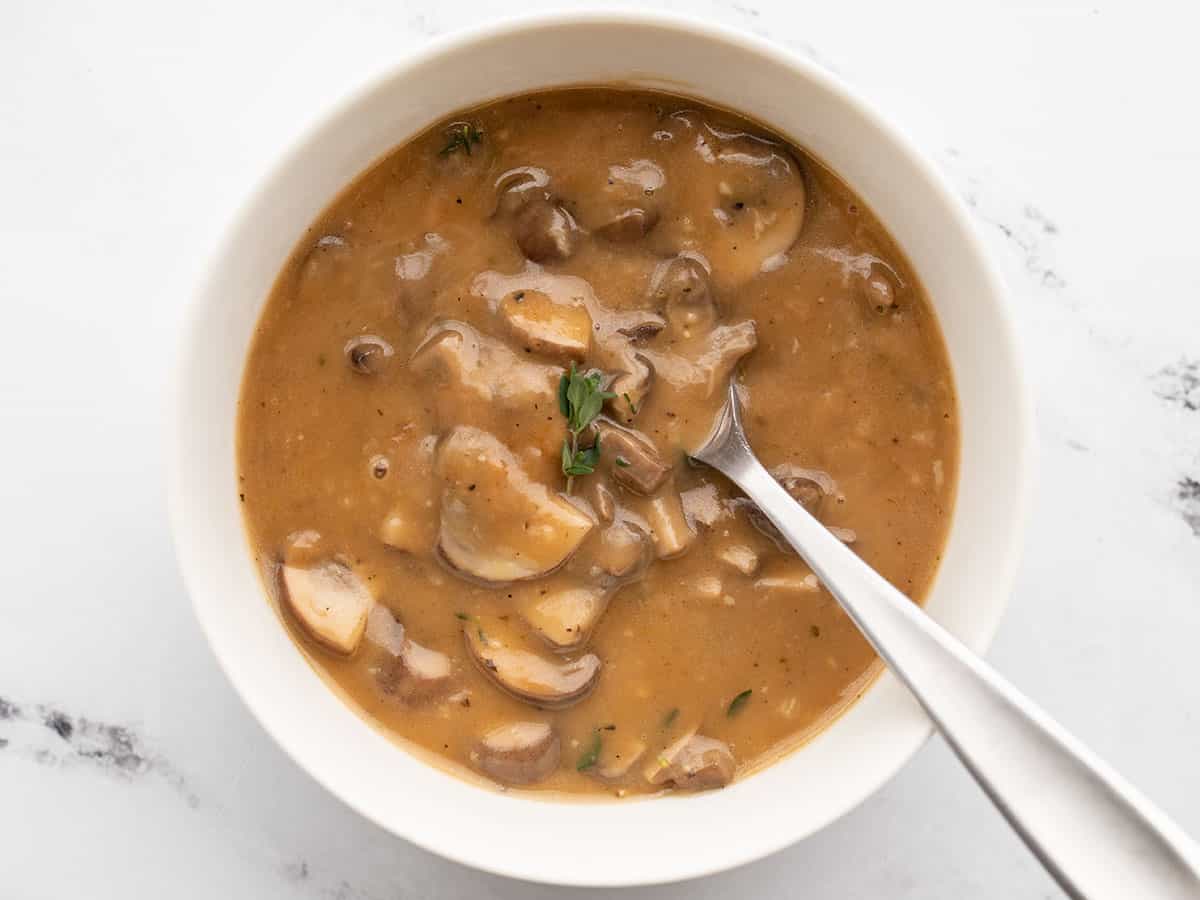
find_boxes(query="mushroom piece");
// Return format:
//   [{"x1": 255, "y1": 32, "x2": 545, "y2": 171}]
[
  {"x1": 863, "y1": 269, "x2": 898, "y2": 314},
  {"x1": 365, "y1": 606, "x2": 454, "y2": 701},
  {"x1": 282, "y1": 528, "x2": 325, "y2": 566},
  {"x1": 695, "y1": 320, "x2": 758, "y2": 397},
  {"x1": 717, "y1": 543, "x2": 760, "y2": 576},
  {"x1": 518, "y1": 584, "x2": 609, "y2": 652},
  {"x1": 614, "y1": 311, "x2": 667, "y2": 343},
  {"x1": 513, "y1": 197, "x2": 581, "y2": 263},
  {"x1": 641, "y1": 491, "x2": 698, "y2": 560},
  {"x1": 657, "y1": 128, "x2": 807, "y2": 289},
  {"x1": 576, "y1": 159, "x2": 665, "y2": 243},
  {"x1": 605, "y1": 354, "x2": 655, "y2": 423},
  {"x1": 474, "y1": 721, "x2": 561, "y2": 786},
  {"x1": 595, "y1": 207, "x2": 659, "y2": 243},
  {"x1": 740, "y1": 466, "x2": 857, "y2": 548},
  {"x1": 410, "y1": 321, "x2": 560, "y2": 412},
  {"x1": 679, "y1": 482, "x2": 727, "y2": 529},
  {"x1": 492, "y1": 166, "x2": 551, "y2": 217},
  {"x1": 344, "y1": 334, "x2": 395, "y2": 375},
  {"x1": 590, "y1": 516, "x2": 652, "y2": 582},
  {"x1": 585, "y1": 480, "x2": 616, "y2": 524},
  {"x1": 435, "y1": 427, "x2": 595, "y2": 584},
  {"x1": 465, "y1": 621, "x2": 601, "y2": 708},
  {"x1": 592, "y1": 420, "x2": 670, "y2": 495},
  {"x1": 498, "y1": 289, "x2": 592, "y2": 361},
  {"x1": 644, "y1": 732, "x2": 736, "y2": 790},
  {"x1": 593, "y1": 733, "x2": 647, "y2": 781},
  {"x1": 640, "y1": 319, "x2": 758, "y2": 401},
  {"x1": 278, "y1": 560, "x2": 374, "y2": 655},
  {"x1": 378, "y1": 508, "x2": 433, "y2": 554},
  {"x1": 651, "y1": 255, "x2": 717, "y2": 339}
]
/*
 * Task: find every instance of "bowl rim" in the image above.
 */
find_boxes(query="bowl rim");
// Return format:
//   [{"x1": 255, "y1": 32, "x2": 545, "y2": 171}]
[{"x1": 168, "y1": 7, "x2": 1033, "y2": 886}]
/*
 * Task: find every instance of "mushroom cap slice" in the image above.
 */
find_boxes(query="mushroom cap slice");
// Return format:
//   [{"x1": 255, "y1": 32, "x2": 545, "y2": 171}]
[
  {"x1": 644, "y1": 732, "x2": 736, "y2": 790},
  {"x1": 498, "y1": 289, "x2": 592, "y2": 361},
  {"x1": 655, "y1": 124, "x2": 807, "y2": 289},
  {"x1": 513, "y1": 197, "x2": 580, "y2": 263},
  {"x1": 518, "y1": 584, "x2": 609, "y2": 652},
  {"x1": 474, "y1": 721, "x2": 560, "y2": 785},
  {"x1": 435, "y1": 426, "x2": 595, "y2": 585},
  {"x1": 365, "y1": 606, "x2": 454, "y2": 701},
  {"x1": 640, "y1": 491, "x2": 698, "y2": 560},
  {"x1": 279, "y1": 560, "x2": 374, "y2": 655},
  {"x1": 465, "y1": 622, "x2": 601, "y2": 708},
  {"x1": 593, "y1": 420, "x2": 670, "y2": 495},
  {"x1": 591, "y1": 516, "x2": 653, "y2": 583},
  {"x1": 594, "y1": 733, "x2": 647, "y2": 782}
]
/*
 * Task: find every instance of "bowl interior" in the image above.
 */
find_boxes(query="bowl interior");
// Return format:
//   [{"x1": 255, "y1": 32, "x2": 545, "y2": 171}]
[{"x1": 170, "y1": 12, "x2": 1028, "y2": 887}]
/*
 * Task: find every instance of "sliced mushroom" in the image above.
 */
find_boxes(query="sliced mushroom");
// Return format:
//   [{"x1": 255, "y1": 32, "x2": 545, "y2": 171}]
[
  {"x1": 590, "y1": 516, "x2": 652, "y2": 582},
  {"x1": 593, "y1": 420, "x2": 670, "y2": 495},
  {"x1": 651, "y1": 255, "x2": 717, "y2": 338},
  {"x1": 576, "y1": 159, "x2": 665, "y2": 243},
  {"x1": 717, "y1": 544, "x2": 760, "y2": 576},
  {"x1": 465, "y1": 620, "x2": 601, "y2": 708},
  {"x1": 518, "y1": 584, "x2": 608, "y2": 651},
  {"x1": 740, "y1": 466, "x2": 856, "y2": 549},
  {"x1": 435, "y1": 427, "x2": 595, "y2": 584},
  {"x1": 344, "y1": 334, "x2": 394, "y2": 375},
  {"x1": 474, "y1": 721, "x2": 560, "y2": 785},
  {"x1": 498, "y1": 289, "x2": 591, "y2": 361},
  {"x1": 863, "y1": 269, "x2": 898, "y2": 313},
  {"x1": 755, "y1": 562, "x2": 821, "y2": 595},
  {"x1": 365, "y1": 606, "x2": 454, "y2": 701},
  {"x1": 585, "y1": 480, "x2": 616, "y2": 524},
  {"x1": 593, "y1": 733, "x2": 647, "y2": 781},
  {"x1": 606, "y1": 354, "x2": 655, "y2": 423},
  {"x1": 657, "y1": 126, "x2": 807, "y2": 289},
  {"x1": 641, "y1": 319, "x2": 757, "y2": 401},
  {"x1": 513, "y1": 197, "x2": 580, "y2": 263},
  {"x1": 492, "y1": 166, "x2": 551, "y2": 217},
  {"x1": 641, "y1": 491, "x2": 697, "y2": 560},
  {"x1": 410, "y1": 321, "x2": 560, "y2": 411},
  {"x1": 282, "y1": 528, "x2": 325, "y2": 566},
  {"x1": 695, "y1": 320, "x2": 758, "y2": 396},
  {"x1": 596, "y1": 207, "x2": 659, "y2": 243},
  {"x1": 378, "y1": 508, "x2": 433, "y2": 554},
  {"x1": 278, "y1": 560, "x2": 374, "y2": 655},
  {"x1": 644, "y1": 732, "x2": 735, "y2": 790},
  {"x1": 615, "y1": 311, "x2": 667, "y2": 343},
  {"x1": 679, "y1": 482, "x2": 727, "y2": 528}
]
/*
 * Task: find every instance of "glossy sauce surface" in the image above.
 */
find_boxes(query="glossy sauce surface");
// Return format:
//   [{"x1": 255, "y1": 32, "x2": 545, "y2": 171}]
[{"x1": 238, "y1": 89, "x2": 958, "y2": 797}]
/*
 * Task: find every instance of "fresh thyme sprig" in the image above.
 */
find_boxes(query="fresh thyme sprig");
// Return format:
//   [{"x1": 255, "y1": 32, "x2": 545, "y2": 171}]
[
  {"x1": 558, "y1": 363, "x2": 615, "y2": 493},
  {"x1": 439, "y1": 121, "x2": 484, "y2": 157}
]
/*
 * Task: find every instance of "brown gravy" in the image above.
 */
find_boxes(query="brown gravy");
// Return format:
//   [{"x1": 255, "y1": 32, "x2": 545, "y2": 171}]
[{"x1": 237, "y1": 88, "x2": 958, "y2": 797}]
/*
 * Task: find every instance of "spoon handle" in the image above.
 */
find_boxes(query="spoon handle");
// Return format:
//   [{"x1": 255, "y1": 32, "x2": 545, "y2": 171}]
[{"x1": 717, "y1": 448, "x2": 1200, "y2": 899}]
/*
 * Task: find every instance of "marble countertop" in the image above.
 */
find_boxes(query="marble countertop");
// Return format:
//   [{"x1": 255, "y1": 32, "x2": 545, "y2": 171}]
[{"x1": 2, "y1": 1, "x2": 1198, "y2": 896}]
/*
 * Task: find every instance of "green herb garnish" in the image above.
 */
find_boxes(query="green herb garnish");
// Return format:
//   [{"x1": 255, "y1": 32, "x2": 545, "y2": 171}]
[
  {"x1": 615, "y1": 455, "x2": 631, "y2": 468},
  {"x1": 727, "y1": 689, "x2": 752, "y2": 717},
  {"x1": 557, "y1": 363, "x2": 615, "y2": 492},
  {"x1": 454, "y1": 612, "x2": 469, "y2": 621},
  {"x1": 623, "y1": 392, "x2": 639, "y2": 415},
  {"x1": 661, "y1": 707, "x2": 679, "y2": 728},
  {"x1": 439, "y1": 122, "x2": 484, "y2": 157},
  {"x1": 576, "y1": 730, "x2": 602, "y2": 771}
]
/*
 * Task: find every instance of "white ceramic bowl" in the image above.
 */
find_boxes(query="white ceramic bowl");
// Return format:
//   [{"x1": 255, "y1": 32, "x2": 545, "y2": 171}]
[{"x1": 169, "y1": 10, "x2": 1031, "y2": 887}]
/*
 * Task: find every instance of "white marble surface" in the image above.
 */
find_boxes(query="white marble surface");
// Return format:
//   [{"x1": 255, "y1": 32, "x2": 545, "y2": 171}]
[{"x1": 2, "y1": 1, "x2": 1198, "y2": 896}]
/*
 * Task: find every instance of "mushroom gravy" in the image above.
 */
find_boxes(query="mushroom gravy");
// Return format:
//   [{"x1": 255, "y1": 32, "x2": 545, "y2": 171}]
[{"x1": 238, "y1": 89, "x2": 958, "y2": 796}]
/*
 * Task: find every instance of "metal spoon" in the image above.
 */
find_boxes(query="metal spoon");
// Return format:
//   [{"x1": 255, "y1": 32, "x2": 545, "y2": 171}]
[{"x1": 691, "y1": 381, "x2": 1200, "y2": 899}]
